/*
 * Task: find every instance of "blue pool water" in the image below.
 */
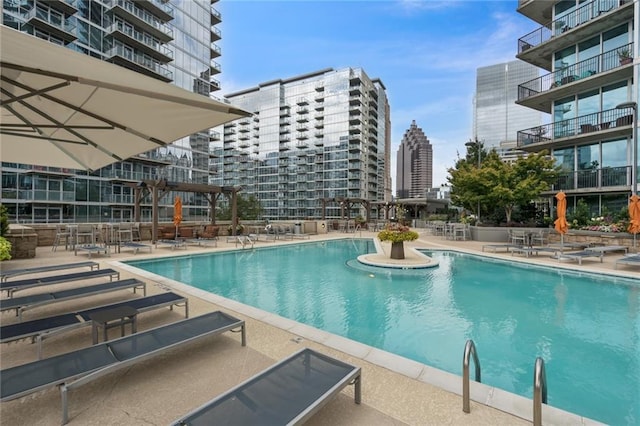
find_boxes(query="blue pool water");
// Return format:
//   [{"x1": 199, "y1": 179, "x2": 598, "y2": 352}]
[{"x1": 127, "y1": 239, "x2": 639, "y2": 425}]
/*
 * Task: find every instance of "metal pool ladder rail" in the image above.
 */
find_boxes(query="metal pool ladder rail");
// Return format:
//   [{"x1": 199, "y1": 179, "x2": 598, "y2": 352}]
[
  {"x1": 533, "y1": 356, "x2": 548, "y2": 426},
  {"x1": 462, "y1": 339, "x2": 481, "y2": 413}
]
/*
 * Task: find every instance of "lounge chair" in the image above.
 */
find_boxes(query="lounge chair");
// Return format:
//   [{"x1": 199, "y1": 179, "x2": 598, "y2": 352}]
[
  {"x1": 156, "y1": 239, "x2": 187, "y2": 250},
  {"x1": 0, "y1": 311, "x2": 245, "y2": 424},
  {"x1": 585, "y1": 245, "x2": 628, "y2": 255},
  {"x1": 0, "y1": 278, "x2": 146, "y2": 320},
  {"x1": 481, "y1": 244, "x2": 518, "y2": 253},
  {"x1": 171, "y1": 347, "x2": 361, "y2": 426},
  {"x1": 119, "y1": 241, "x2": 153, "y2": 254},
  {"x1": 0, "y1": 261, "x2": 99, "y2": 282},
  {"x1": 75, "y1": 244, "x2": 110, "y2": 258},
  {"x1": 615, "y1": 254, "x2": 640, "y2": 269},
  {"x1": 0, "y1": 268, "x2": 120, "y2": 297},
  {"x1": 556, "y1": 250, "x2": 603, "y2": 265},
  {"x1": 0, "y1": 292, "x2": 189, "y2": 359}
]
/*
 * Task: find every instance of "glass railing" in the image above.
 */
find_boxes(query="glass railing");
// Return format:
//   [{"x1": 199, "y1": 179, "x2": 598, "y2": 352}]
[
  {"x1": 517, "y1": 106, "x2": 633, "y2": 147},
  {"x1": 106, "y1": 44, "x2": 173, "y2": 80},
  {"x1": 552, "y1": 165, "x2": 632, "y2": 190},
  {"x1": 107, "y1": 21, "x2": 172, "y2": 59},
  {"x1": 518, "y1": 43, "x2": 633, "y2": 101},
  {"x1": 107, "y1": 0, "x2": 173, "y2": 38},
  {"x1": 518, "y1": 0, "x2": 624, "y2": 54}
]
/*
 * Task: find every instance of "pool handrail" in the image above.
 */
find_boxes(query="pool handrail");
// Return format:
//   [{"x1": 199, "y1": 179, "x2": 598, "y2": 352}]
[
  {"x1": 533, "y1": 356, "x2": 548, "y2": 426},
  {"x1": 462, "y1": 339, "x2": 481, "y2": 413}
]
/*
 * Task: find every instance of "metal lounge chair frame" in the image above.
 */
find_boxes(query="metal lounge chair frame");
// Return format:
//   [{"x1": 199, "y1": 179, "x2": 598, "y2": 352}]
[
  {"x1": 171, "y1": 347, "x2": 361, "y2": 426},
  {"x1": 0, "y1": 278, "x2": 146, "y2": 320},
  {"x1": 615, "y1": 254, "x2": 640, "y2": 269},
  {"x1": 555, "y1": 250, "x2": 603, "y2": 265},
  {"x1": 1, "y1": 292, "x2": 189, "y2": 358},
  {"x1": 0, "y1": 311, "x2": 245, "y2": 425},
  {"x1": 0, "y1": 261, "x2": 99, "y2": 283},
  {"x1": 0, "y1": 268, "x2": 120, "y2": 298}
]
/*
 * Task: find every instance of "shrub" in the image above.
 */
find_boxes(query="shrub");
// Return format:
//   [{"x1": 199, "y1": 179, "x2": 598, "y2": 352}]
[
  {"x1": 0, "y1": 205, "x2": 8, "y2": 237},
  {"x1": 0, "y1": 237, "x2": 11, "y2": 261},
  {"x1": 377, "y1": 223, "x2": 419, "y2": 243}
]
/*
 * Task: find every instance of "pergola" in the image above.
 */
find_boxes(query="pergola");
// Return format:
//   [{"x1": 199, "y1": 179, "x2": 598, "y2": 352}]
[
  {"x1": 128, "y1": 179, "x2": 242, "y2": 242},
  {"x1": 320, "y1": 197, "x2": 371, "y2": 220}
]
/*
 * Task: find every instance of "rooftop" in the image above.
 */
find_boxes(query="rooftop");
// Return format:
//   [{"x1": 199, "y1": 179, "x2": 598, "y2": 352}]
[{"x1": 1, "y1": 229, "x2": 634, "y2": 425}]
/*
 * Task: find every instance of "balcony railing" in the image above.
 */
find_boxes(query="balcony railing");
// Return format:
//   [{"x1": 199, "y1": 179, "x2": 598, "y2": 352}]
[
  {"x1": 517, "y1": 106, "x2": 633, "y2": 147},
  {"x1": 107, "y1": 0, "x2": 173, "y2": 39},
  {"x1": 107, "y1": 20, "x2": 172, "y2": 60},
  {"x1": 551, "y1": 165, "x2": 632, "y2": 191},
  {"x1": 518, "y1": 0, "x2": 624, "y2": 54},
  {"x1": 518, "y1": 43, "x2": 633, "y2": 101}
]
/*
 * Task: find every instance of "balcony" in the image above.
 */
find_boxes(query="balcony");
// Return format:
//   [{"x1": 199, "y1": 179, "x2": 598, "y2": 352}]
[
  {"x1": 25, "y1": 5, "x2": 77, "y2": 43},
  {"x1": 549, "y1": 165, "x2": 632, "y2": 193},
  {"x1": 210, "y1": 25, "x2": 221, "y2": 41},
  {"x1": 210, "y1": 59, "x2": 221, "y2": 75},
  {"x1": 107, "y1": 21, "x2": 172, "y2": 62},
  {"x1": 210, "y1": 5, "x2": 221, "y2": 24},
  {"x1": 210, "y1": 42, "x2": 221, "y2": 58},
  {"x1": 517, "y1": 0, "x2": 632, "y2": 70},
  {"x1": 517, "y1": 44, "x2": 633, "y2": 112},
  {"x1": 106, "y1": 44, "x2": 172, "y2": 81},
  {"x1": 44, "y1": 0, "x2": 79, "y2": 16},
  {"x1": 137, "y1": 0, "x2": 174, "y2": 21},
  {"x1": 106, "y1": 0, "x2": 173, "y2": 42},
  {"x1": 516, "y1": 106, "x2": 633, "y2": 151}
]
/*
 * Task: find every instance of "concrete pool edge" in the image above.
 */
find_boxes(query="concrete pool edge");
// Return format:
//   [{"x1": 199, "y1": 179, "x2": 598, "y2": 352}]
[{"x1": 113, "y1": 258, "x2": 607, "y2": 426}]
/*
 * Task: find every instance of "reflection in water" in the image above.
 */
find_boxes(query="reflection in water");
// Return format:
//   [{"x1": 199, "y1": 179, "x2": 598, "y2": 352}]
[{"x1": 129, "y1": 244, "x2": 640, "y2": 426}]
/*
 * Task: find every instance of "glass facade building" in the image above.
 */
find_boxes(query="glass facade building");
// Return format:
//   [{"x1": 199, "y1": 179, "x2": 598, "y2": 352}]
[
  {"x1": 220, "y1": 68, "x2": 391, "y2": 220},
  {"x1": 516, "y1": 0, "x2": 638, "y2": 214},
  {"x1": 1, "y1": 0, "x2": 222, "y2": 224},
  {"x1": 474, "y1": 60, "x2": 542, "y2": 149}
]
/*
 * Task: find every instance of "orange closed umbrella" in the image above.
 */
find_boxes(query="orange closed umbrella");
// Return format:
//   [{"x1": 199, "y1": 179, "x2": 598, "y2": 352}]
[
  {"x1": 554, "y1": 192, "x2": 569, "y2": 246},
  {"x1": 629, "y1": 194, "x2": 640, "y2": 248},
  {"x1": 173, "y1": 196, "x2": 182, "y2": 229}
]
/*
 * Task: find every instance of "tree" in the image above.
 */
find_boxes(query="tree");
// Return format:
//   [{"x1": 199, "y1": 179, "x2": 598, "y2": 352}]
[
  {"x1": 447, "y1": 139, "x2": 489, "y2": 218},
  {"x1": 448, "y1": 146, "x2": 557, "y2": 225},
  {"x1": 216, "y1": 194, "x2": 263, "y2": 221},
  {"x1": 481, "y1": 151, "x2": 557, "y2": 223}
]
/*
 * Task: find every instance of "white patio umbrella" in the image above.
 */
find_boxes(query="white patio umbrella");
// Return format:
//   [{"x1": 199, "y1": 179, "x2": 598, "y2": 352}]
[{"x1": 0, "y1": 26, "x2": 250, "y2": 171}]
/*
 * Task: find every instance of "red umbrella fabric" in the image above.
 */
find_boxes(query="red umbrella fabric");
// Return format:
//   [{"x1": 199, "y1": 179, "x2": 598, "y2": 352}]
[
  {"x1": 173, "y1": 196, "x2": 183, "y2": 228},
  {"x1": 554, "y1": 192, "x2": 569, "y2": 235},
  {"x1": 628, "y1": 194, "x2": 640, "y2": 234}
]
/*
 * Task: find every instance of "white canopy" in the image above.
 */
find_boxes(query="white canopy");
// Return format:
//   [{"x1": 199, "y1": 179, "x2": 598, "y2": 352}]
[{"x1": 0, "y1": 25, "x2": 250, "y2": 171}]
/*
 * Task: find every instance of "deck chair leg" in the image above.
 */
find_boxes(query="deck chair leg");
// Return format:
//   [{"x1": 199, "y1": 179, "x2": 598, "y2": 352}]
[
  {"x1": 354, "y1": 375, "x2": 362, "y2": 404},
  {"x1": 61, "y1": 384, "x2": 69, "y2": 425}
]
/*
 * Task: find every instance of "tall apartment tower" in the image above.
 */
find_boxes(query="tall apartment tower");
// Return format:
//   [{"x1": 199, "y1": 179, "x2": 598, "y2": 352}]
[
  {"x1": 221, "y1": 68, "x2": 391, "y2": 220},
  {"x1": 474, "y1": 60, "x2": 542, "y2": 149},
  {"x1": 1, "y1": 0, "x2": 222, "y2": 224},
  {"x1": 516, "y1": 0, "x2": 637, "y2": 214},
  {"x1": 396, "y1": 120, "x2": 433, "y2": 198}
]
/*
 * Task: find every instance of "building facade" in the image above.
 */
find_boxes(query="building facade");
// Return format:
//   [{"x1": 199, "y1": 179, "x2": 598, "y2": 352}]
[
  {"x1": 396, "y1": 120, "x2": 433, "y2": 199},
  {"x1": 1, "y1": 0, "x2": 222, "y2": 224},
  {"x1": 516, "y1": 0, "x2": 638, "y2": 215},
  {"x1": 474, "y1": 60, "x2": 542, "y2": 149},
  {"x1": 221, "y1": 68, "x2": 391, "y2": 220}
]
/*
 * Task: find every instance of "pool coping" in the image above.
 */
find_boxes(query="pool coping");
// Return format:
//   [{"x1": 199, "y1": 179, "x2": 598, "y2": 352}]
[{"x1": 112, "y1": 243, "x2": 612, "y2": 426}]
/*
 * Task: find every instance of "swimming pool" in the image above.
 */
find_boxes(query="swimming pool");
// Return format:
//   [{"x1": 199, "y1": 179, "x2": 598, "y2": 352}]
[{"x1": 126, "y1": 239, "x2": 639, "y2": 425}]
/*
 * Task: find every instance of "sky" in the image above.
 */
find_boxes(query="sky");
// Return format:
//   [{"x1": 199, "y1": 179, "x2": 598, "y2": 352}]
[{"x1": 216, "y1": 0, "x2": 539, "y2": 191}]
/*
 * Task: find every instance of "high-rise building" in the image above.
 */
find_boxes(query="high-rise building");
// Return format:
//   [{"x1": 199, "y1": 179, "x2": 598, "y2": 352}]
[
  {"x1": 474, "y1": 60, "x2": 542, "y2": 149},
  {"x1": 221, "y1": 68, "x2": 391, "y2": 220},
  {"x1": 396, "y1": 120, "x2": 432, "y2": 198},
  {"x1": 516, "y1": 0, "x2": 637, "y2": 214},
  {"x1": 1, "y1": 0, "x2": 222, "y2": 224}
]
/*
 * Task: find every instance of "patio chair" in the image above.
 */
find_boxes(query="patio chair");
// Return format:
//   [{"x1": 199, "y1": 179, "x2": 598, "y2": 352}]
[
  {"x1": 199, "y1": 225, "x2": 219, "y2": 240},
  {"x1": 0, "y1": 278, "x2": 146, "y2": 320},
  {"x1": 170, "y1": 347, "x2": 361, "y2": 426},
  {"x1": 1, "y1": 292, "x2": 189, "y2": 359},
  {"x1": 52, "y1": 224, "x2": 71, "y2": 252},
  {"x1": 530, "y1": 230, "x2": 549, "y2": 246},
  {"x1": 615, "y1": 254, "x2": 640, "y2": 269},
  {"x1": 0, "y1": 311, "x2": 245, "y2": 425},
  {"x1": 1, "y1": 268, "x2": 120, "y2": 297}
]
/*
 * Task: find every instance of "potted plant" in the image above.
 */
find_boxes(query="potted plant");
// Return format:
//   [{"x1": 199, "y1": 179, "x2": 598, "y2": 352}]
[
  {"x1": 618, "y1": 48, "x2": 632, "y2": 65},
  {"x1": 377, "y1": 223, "x2": 419, "y2": 260}
]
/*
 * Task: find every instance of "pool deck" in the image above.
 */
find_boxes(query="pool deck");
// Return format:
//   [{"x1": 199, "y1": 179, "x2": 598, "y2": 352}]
[{"x1": 1, "y1": 229, "x2": 634, "y2": 425}]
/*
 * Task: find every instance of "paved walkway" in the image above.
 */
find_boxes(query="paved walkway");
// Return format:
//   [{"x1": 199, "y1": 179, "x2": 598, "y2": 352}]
[{"x1": 1, "y1": 229, "x2": 635, "y2": 425}]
